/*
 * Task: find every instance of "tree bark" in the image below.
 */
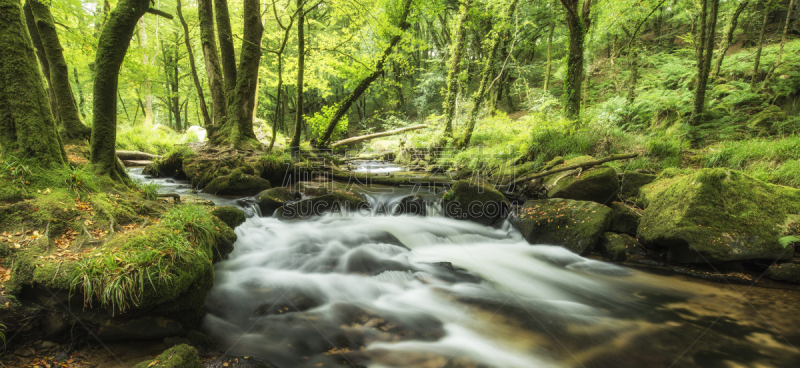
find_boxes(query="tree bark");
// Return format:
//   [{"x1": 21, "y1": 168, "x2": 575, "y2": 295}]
[
  {"x1": 177, "y1": 0, "x2": 212, "y2": 128},
  {"x1": 209, "y1": 0, "x2": 263, "y2": 148},
  {"x1": 543, "y1": 18, "x2": 556, "y2": 91},
  {"x1": 91, "y1": 0, "x2": 170, "y2": 181},
  {"x1": 690, "y1": 0, "x2": 721, "y2": 127},
  {"x1": 0, "y1": 0, "x2": 67, "y2": 168},
  {"x1": 290, "y1": 0, "x2": 305, "y2": 151},
  {"x1": 439, "y1": 0, "x2": 472, "y2": 144},
  {"x1": 29, "y1": 0, "x2": 91, "y2": 141},
  {"x1": 23, "y1": 1, "x2": 58, "y2": 126},
  {"x1": 751, "y1": 1, "x2": 769, "y2": 89},
  {"x1": 197, "y1": 0, "x2": 227, "y2": 132},
  {"x1": 139, "y1": 18, "x2": 153, "y2": 125},
  {"x1": 268, "y1": 3, "x2": 296, "y2": 153},
  {"x1": 214, "y1": 0, "x2": 237, "y2": 100},
  {"x1": 331, "y1": 124, "x2": 428, "y2": 148},
  {"x1": 560, "y1": 0, "x2": 592, "y2": 119},
  {"x1": 317, "y1": 0, "x2": 414, "y2": 148},
  {"x1": 74, "y1": 67, "x2": 86, "y2": 119},
  {"x1": 713, "y1": 0, "x2": 749, "y2": 77}
]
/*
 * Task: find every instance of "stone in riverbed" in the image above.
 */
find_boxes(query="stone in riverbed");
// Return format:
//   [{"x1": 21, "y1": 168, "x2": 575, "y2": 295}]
[
  {"x1": 255, "y1": 187, "x2": 294, "y2": 216},
  {"x1": 133, "y1": 344, "x2": 202, "y2": 368},
  {"x1": 765, "y1": 263, "x2": 800, "y2": 284},
  {"x1": 609, "y1": 202, "x2": 640, "y2": 236},
  {"x1": 544, "y1": 156, "x2": 619, "y2": 204},
  {"x1": 509, "y1": 198, "x2": 613, "y2": 256},
  {"x1": 619, "y1": 170, "x2": 657, "y2": 199},
  {"x1": 442, "y1": 180, "x2": 509, "y2": 226},
  {"x1": 204, "y1": 168, "x2": 271, "y2": 196},
  {"x1": 210, "y1": 206, "x2": 246, "y2": 228},
  {"x1": 276, "y1": 192, "x2": 369, "y2": 220},
  {"x1": 637, "y1": 168, "x2": 800, "y2": 263},
  {"x1": 394, "y1": 195, "x2": 427, "y2": 216},
  {"x1": 598, "y1": 232, "x2": 640, "y2": 261}
]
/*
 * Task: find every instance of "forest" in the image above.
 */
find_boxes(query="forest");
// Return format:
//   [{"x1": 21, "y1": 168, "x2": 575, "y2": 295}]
[{"x1": 1, "y1": 0, "x2": 800, "y2": 367}]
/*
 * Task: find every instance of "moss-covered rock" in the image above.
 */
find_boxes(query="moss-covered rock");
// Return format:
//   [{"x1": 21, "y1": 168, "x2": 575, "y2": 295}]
[
  {"x1": 619, "y1": 170, "x2": 657, "y2": 199},
  {"x1": 133, "y1": 344, "x2": 202, "y2": 368},
  {"x1": 748, "y1": 105, "x2": 787, "y2": 132},
  {"x1": 509, "y1": 198, "x2": 613, "y2": 255},
  {"x1": 442, "y1": 180, "x2": 509, "y2": 226},
  {"x1": 395, "y1": 195, "x2": 427, "y2": 216},
  {"x1": 255, "y1": 187, "x2": 293, "y2": 216},
  {"x1": 204, "y1": 171, "x2": 271, "y2": 196},
  {"x1": 609, "y1": 202, "x2": 640, "y2": 236},
  {"x1": 764, "y1": 263, "x2": 800, "y2": 284},
  {"x1": 598, "y1": 233, "x2": 639, "y2": 262},
  {"x1": 276, "y1": 191, "x2": 369, "y2": 220},
  {"x1": 637, "y1": 168, "x2": 800, "y2": 263},
  {"x1": 210, "y1": 206, "x2": 246, "y2": 229},
  {"x1": 143, "y1": 148, "x2": 194, "y2": 178},
  {"x1": 543, "y1": 156, "x2": 619, "y2": 204}
]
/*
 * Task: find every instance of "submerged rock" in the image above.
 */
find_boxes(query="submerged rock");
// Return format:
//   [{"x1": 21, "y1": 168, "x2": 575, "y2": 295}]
[
  {"x1": 204, "y1": 169, "x2": 272, "y2": 196},
  {"x1": 394, "y1": 195, "x2": 427, "y2": 216},
  {"x1": 210, "y1": 206, "x2": 246, "y2": 229},
  {"x1": 133, "y1": 344, "x2": 202, "y2": 368},
  {"x1": 609, "y1": 202, "x2": 640, "y2": 236},
  {"x1": 544, "y1": 156, "x2": 619, "y2": 204},
  {"x1": 442, "y1": 180, "x2": 509, "y2": 226},
  {"x1": 276, "y1": 192, "x2": 369, "y2": 220},
  {"x1": 637, "y1": 168, "x2": 800, "y2": 263},
  {"x1": 255, "y1": 187, "x2": 294, "y2": 216},
  {"x1": 509, "y1": 198, "x2": 613, "y2": 255}
]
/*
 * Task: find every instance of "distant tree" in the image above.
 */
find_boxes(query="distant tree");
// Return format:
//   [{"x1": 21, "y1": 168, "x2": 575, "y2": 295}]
[
  {"x1": 560, "y1": 0, "x2": 592, "y2": 119},
  {"x1": 690, "y1": 0, "x2": 721, "y2": 127}
]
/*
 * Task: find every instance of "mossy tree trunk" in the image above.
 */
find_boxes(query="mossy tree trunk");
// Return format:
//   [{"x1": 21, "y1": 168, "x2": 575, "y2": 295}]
[
  {"x1": 439, "y1": 0, "x2": 472, "y2": 146},
  {"x1": 0, "y1": 0, "x2": 67, "y2": 168},
  {"x1": 22, "y1": 1, "x2": 58, "y2": 126},
  {"x1": 543, "y1": 18, "x2": 556, "y2": 91},
  {"x1": 690, "y1": 0, "x2": 721, "y2": 127},
  {"x1": 29, "y1": 0, "x2": 91, "y2": 142},
  {"x1": 177, "y1": 0, "x2": 212, "y2": 128},
  {"x1": 289, "y1": 0, "x2": 305, "y2": 152},
  {"x1": 208, "y1": 0, "x2": 262, "y2": 149},
  {"x1": 712, "y1": 0, "x2": 749, "y2": 78},
  {"x1": 455, "y1": 0, "x2": 519, "y2": 150},
  {"x1": 560, "y1": 0, "x2": 592, "y2": 120},
  {"x1": 197, "y1": 0, "x2": 227, "y2": 133},
  {"x1": 751, "y1": 0, "x2": 769, "y2": 89},
  {"x1": 214, "y1": 0, "x2": 237, "y2": 103},
  {"x1": 317, "y1": 0, "x2": 414, "y2": 148},
  {"x1": 90, "y1": 0, "x2": 171, "y2": 181}
]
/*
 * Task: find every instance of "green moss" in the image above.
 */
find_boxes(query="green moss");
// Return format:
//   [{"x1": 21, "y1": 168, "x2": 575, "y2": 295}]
[
  {"x1": 545, "y1": 159, "x2": 619, "y2": 204},
  {"x1": 598, "y1": 232, "x2": 637, "y2": 261},
  {"x1": 132, "y1": 344, "x2": 202, "y2": 368},
  {"x1": 210, "y1": 206, "x2": 246, "y2": 229},
  {"x1": 609, "y1": 202, "x2": 640, "y2": 236},
  {"x1": 277, "y1": 191, "x2": 368, "y2": 219},
  {"x1": 747, "y1": 105, "x2": 787, "y2": 132},
  {"x1": 255, "y1": 187, "x2": 293, "y2": 216},
  {"x1": 144, "y1": 147, "x2": 194, "y2": 178},
  {"x1": 442, "y1": 180, "x2": 509, "y2": 226},
  {"x1": 638, "y1": 168, "x2": 800, "y2": 263},
  {"x1": 204, "y1": 174, "x2": 271, "y2": 196},
  {"x1": 619, "y1": 171, "x2": 657, "y2": 199}
]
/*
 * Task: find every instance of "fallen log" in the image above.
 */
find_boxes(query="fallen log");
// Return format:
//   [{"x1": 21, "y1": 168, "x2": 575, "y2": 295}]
[
  {"x1": 331, "y1": 124, "x2": 428, "y2": 148},
  {"x1": 121, "y1": 159, "x2": 153, "y2": 167},
  {"x1": 508, "y1": 153, "x2": 639, "y2": 186},
  {"x1": 116, "y1": 150, "x2": 161, "y2": 161}
]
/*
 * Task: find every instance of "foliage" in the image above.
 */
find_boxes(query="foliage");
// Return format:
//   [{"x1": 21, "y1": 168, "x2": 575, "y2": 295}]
[{"x1": 306, "y1": 104, "x2": 349, "y2": 141}]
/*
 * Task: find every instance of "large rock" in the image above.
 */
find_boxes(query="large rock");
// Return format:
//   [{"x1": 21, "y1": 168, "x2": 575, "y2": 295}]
[
  {"x1": 442, "y1": 180, "x2": 509, "y2": 226},
  {"x1": 764, "y1": 263, "x2": 800, "y2": 284},
  {"x1": 255, "y1": 187, "x2": 294, "y2": 216},
  {"x1": 637, "y1": 168, "x2": 800, "y2": 263},
  {"x1": 204, "y1": 170, "x2": 271, "y2": 196},
  {"x1": 619, "y1": 170, "x2": 657, "y2": 199},
  {"x1": 133, "y1": 344, "x2": 202, "y2": 368},
  {"x1": 143, "y1": 149, "x2": 192, "y2": 178},
  {"x1": 394, "y1": 195, "x2": 427, "y2": 216},
  {"x1": 210, "y1": 206, "x2": 246, "y2": 228},
  {"x1": 609, "y1": 202, "x2": 640, "y2": 236},
  {"x1": 598, "y1": 233, "x2": 640, "y2": 262},
  {"x1": 509, "y1": 198, "x2": 613, "y2": 255},
  {"x1": 277, "y1": 192, "x2": 369, "y2": 220},
  {"x1": 544, "y1": 156, "x2": 619, "y2": 204}
]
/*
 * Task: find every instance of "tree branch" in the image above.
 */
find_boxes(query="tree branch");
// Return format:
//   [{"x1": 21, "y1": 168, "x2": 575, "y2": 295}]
[
  {"x1": 147, "y1": 8, "x2": 174, "y2": 20},
  {"x1": 509, "y1": 153, "x2": 639, "y2": 186}
]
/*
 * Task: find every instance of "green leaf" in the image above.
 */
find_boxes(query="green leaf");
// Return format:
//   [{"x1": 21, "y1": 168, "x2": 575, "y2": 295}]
[{"x1": 779, "y1": 236, "x2": 800, "y2": 248}]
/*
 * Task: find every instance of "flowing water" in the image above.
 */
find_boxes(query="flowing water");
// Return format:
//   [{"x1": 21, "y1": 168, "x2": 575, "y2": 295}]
[{"x1": 129, "y1": 169, "x2": 800, "y2": 368}]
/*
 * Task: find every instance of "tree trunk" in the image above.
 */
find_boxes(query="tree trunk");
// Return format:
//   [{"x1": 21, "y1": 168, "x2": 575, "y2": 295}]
[
  {"x1": 317, "y1": 0, "x2": 414, "y2": 147},
  {"x1": 690, "y1": 0, "x2": 721, "y2": 126},
  {"x1": 139, "y1": 18, "x2": 153, "y2": 125},
  {"x1": 268, "y1": 5, "x2": 296, "y2": 153},
  {"x1": 713, "y1": 0, "x2": 749, "y2": 77},
  {"x1": 172, "y1": 46, "x2": 181, "y2": 132},
  {"x1": 560, "y1": 0, "x2": 593, "y2": 119},
  {"x1": 0, "y1": 0, "x2": 67, "y2": 168},
  {"x1": 29, "y1": 0, "x2": 91, "y2": 141},
  {"x1": 751, "y1": 1, "x2": 769, "y2": 88},
  {"x1": 197, "y1": 0, "x2": 227, "y2": 129},
  {"x1": 290, "y1": 0, "x2": 305, "y2": 151},
  {"x1": 177, "y1": 0, "x2": 212, "y2": 128},
  {"x1": 23, "y1": 1, "x2": 58, "y2": 126},
  {"x1": 209, "y1": 0, "x2": 263, "y2": 148},
  {"x1": 762, "y1": 0, "x2": 796, "y2": 88},
  {"x1": 543, "y1": 19, "x2": 556, "y2": 91},
  {"x1": 439, "y1": 0, "x2": 472, "y2": 144},
  {"x1": 627, "y1": 42, "x2": 639, "y2": 103},
  {"x1": 214, "y1": 0, "x2": 237, "y2": 101},
  {"x1": 74, "y1": 67, "x2": 86, "y2": 119},
  {"x1": 91, "y1": 0, "x2": 171, "y2": 181},
  {"x1": 455, "y1": 0, "x2": 519, "y2": 149}
]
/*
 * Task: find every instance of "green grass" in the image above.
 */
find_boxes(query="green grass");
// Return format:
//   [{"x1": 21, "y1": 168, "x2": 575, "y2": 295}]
[
  {"x1": 702, "y1": 136, "x2": 800, "y2": 187},
  {"x1": 116, "y1": 124, "x2": 192, "y2": 155}
]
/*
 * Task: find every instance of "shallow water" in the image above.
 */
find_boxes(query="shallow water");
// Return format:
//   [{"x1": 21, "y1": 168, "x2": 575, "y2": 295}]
[{"x1": 129, "y1": 169, "x2": 800, "y2": 367}]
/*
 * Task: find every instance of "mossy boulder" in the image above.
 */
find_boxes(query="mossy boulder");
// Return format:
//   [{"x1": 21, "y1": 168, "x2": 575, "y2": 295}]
[
  {"x1": 204, "y1": 170, "x2": 271, "y2": 196},
  {"x1": 509, "y1": 198, "x2": 613, "y2": 255},
  {"x1": 133, "y1": 344, "x2": 202, "y2": 368},
  {"x1": 395, "y1": 195, "x2": 427, "y2": 216},
  {"x1": 598, "y1": 233, "x2": 639, "y2": 262},
  {"x1": 143, "y1": 148, "x2": 193, "y2": 178},
  {"x1": 277, "y1": 191, "x2": 369, "y2": 220},
  {"x1": 748, "y1": 105, "x2": 787, "y2": 132},
  {"x1": 764, "y1": 263, "x2": 800, "y2": 284},
  {"x1": 210, "y1": 206, "x2": 246, "y2": 229},
  {"x1": 543, "y1": 156, "x2": 619, "y2": 204},
  {"x1": 442, "y1": 180, "x2": 509, "y2": 226},
  {"x1": 619, "y1": 170, "x2": 657, "y2": 199},
  {"x1": 637, "y1": 169, "x2": 800, "y2": 263},
  {"x1": 255, "y1": 187, "x2": 294, "y2": 216},
  {"x1": 609, "y1": 202, "x2": 640, "y2": 236}
]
